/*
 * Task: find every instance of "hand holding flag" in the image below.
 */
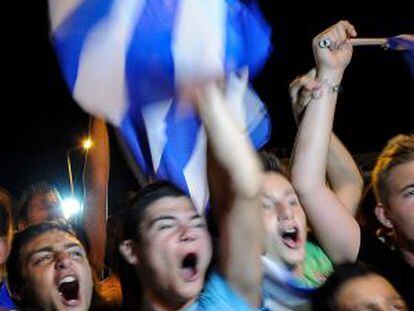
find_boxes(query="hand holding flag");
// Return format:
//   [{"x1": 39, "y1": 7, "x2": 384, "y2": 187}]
[{"x1": 319, "y1": 34, "x2": 414, "y2": 76}]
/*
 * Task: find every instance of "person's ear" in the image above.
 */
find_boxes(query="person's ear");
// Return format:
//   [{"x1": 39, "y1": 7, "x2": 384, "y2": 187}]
[
  {"x1": 119, "y1": 240, "x2": 139, "y2": 265},
  {"x1": 375, "y1": 202, "x2": 394, "y2": 229},
  {"x1": 18, "y1": 220, "x2": 27, "y2": 231}
]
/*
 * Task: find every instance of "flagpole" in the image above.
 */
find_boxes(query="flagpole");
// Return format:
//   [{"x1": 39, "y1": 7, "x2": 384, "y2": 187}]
[
  {"x1": 349, "y1": 38, "x2": 387, "y2": 46},
  {"x1": 67, "y1": 150, "x2": 75, "y2": 195},
  {"x1": 319, "y1": 37, "x2": 388, "y2": 49}
]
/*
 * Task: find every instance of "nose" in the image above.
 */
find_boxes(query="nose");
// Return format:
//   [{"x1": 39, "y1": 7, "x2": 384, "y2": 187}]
[
  {"x1": 277, "y1": 202, "x2": 293, "y2": 221},
  {"x1": 55, "y1": 252, "x2": 72, "y2": 270},
  {"x1": 179, "y1": 224, "x2": 196, "y2": 242}
]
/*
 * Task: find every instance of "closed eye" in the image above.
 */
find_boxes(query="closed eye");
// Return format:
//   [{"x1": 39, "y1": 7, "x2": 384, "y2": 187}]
[
  {"x1": 262, "y1": 198, "x2": 274, "y2": 210},
  {"x1": 32, "y1": 253, "x2": 54, "y2": 266},
  {"x1": 403, "y1": 189, "x2": 414, "y2": 198},
  {"x1": 157, "y1": 222, "x2": 176, "y2": 231},
  {"x1": 68, "y1": 249, "x2": 85, "y2": 259},
  {"x1": 287, "y1": 195, "x2": 300, "y2": 206},
  {"x1": 391, "y1": 297, "x2": 408, "y2": 310},
  {"x1": 192, "y1": 220, "x2": 207, "y2": 228}
]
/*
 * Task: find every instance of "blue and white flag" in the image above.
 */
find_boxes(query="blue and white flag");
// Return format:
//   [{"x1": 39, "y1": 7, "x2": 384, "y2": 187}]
[
  {"x1": 387, "y1": 35, "x2": 414, "y2": 77},
  {"x1": 49, "y1": 0, "x2": 272, "y2": 212}
]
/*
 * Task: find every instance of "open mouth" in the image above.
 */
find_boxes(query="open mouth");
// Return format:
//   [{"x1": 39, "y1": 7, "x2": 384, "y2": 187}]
[
  {"x1": 58, "y1": 276, "x2": 80, "y2": 306},
  {"x1": 180, "y1": 253, "x2": 199, "y2": 282},
  {"x1": 280, "y1": 227, "x2": 300, "y2": 249}
]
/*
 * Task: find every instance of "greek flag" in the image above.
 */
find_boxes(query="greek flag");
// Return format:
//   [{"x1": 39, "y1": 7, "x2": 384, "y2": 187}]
[
  {"x1": 49, "y1": 0, "x2": 272, "y2": 211},
  {"x1": 387, "y1": 35, "x2": 414, "y2": 77}
]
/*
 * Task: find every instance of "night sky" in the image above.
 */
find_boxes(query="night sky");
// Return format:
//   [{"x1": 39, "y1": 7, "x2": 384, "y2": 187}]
[{"x1": 4, "y1": 2, "x2": 414, "y2": 210}]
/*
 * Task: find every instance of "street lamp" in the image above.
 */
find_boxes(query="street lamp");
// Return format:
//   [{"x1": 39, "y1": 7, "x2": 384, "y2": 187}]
[
  {"x1": 82, "y1": 138, "x2": 93, "y2": 150},
  {"x1": 66, "y1": 137, "x2": 92, "y2": 195}
]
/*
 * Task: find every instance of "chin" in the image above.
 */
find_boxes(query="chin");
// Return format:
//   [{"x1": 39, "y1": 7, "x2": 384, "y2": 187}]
[
  {"x1": 177, "y1": 282, "x2": 203, "y2": 301},
  {"x1": 283, "y1": 250, "x2": 305, "y2": 268}
]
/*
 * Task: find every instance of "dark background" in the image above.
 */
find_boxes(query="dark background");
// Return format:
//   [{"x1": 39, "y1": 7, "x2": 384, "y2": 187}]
[{"x1": 3, "y1": 2, "x2": 414, "y2": 210}]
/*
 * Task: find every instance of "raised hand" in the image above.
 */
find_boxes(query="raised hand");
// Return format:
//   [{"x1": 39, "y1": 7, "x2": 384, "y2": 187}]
[
  {"x1": 313, "y1": 20, "x2": 357, "y2": 74},
  {"x1": 289, "y1": 68, "x2": 321, "y2": 124}
]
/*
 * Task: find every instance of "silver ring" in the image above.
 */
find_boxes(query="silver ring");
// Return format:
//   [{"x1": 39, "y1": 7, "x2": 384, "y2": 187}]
[{"x1": 318, "y1": 38, "x2": 331, "y2": 49}]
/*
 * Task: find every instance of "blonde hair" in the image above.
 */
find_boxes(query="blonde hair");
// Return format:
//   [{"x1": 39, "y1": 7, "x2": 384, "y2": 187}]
[{"x1": 372, "y1": 134, "x2": 414, "y2": 205}]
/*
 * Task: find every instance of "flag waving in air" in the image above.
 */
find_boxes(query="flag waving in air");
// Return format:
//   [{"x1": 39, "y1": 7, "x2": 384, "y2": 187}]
[
  {"x1": 49, "y1": 0, "x2": 272, "y2": 211},
  {"x1": 386, "y1": 35, "x2": 414, "y2": 76}
]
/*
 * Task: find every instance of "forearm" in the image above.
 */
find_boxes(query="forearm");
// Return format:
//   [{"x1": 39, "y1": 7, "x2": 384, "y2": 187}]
[
  {"x1": 83, "y1": 117, "x2": 110, "y2": 277},
  {"x1": 198, "y1": 88, "x2": 262, "y2": 198},
  {"x1": 291, "y1": 69, "x2": 343, "y2": 192},
  {"x1": 197, "y1": 82, "x2": 263, "y2": 307},
  {"x1": 327, "y1": 134, "x2": 364, "y2": 215},
  {"x1": 291, "y1": 70, "x2": 360, "y2": 263}
]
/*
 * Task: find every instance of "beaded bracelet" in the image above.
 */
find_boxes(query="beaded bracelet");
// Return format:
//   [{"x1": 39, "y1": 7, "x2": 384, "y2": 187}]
[{"x1": 319, "y1": 80, "x2": 342, "y2": 93}]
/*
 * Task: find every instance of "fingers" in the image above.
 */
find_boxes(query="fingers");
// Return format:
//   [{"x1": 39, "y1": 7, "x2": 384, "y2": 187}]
[
  {"x1": 193, "y1": 81, "x2": 222, "y2": 111},
  {"x1": 192, "y1": 70, "x2": 249, "y2": 111},
  {"x1": 314, "y1": 20, "x2": 357, "y2": 50},
  {"x1": 226, "y1": 69, "x2": 249, "y2": 106},
  {"x1": 289, "y1": 68, "x2": 321, "y2": 103},
  {"x1": 289, "y1": 68, "x2": 323, "y2": 125}
]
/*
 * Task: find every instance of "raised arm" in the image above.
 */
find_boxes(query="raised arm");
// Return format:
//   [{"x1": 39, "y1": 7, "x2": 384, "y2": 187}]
[
  {"x1": 290, "y1": 21, "x2": 360, "y2": 263},
  {"x1": 193, "y1": 74, "x2": 263, "y2": 307},
  {"x1": 289, "y1": 69, "x2": 364, "y2": 215},
  {"x1": 326, "y1": 134, "x2": 364, "y2": 215},
  {"x1": 82, "y1": 116, "x2": 109, "y2": 278}
]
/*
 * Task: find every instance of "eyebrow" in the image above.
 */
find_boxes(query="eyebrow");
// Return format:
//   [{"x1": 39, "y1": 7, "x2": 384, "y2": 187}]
[
  {"x1": 149, "y1": 213, "x2": 202, "y2": 228},
  {"x1": 26, "y1": 243, "x2": 83, "y2": 260},
  {"x1": 148, "y1": 215, "x2": 177, "y2": 228},
  {"x1": 262, "y1": 189, "x2": 296, "y2": 201},
  {"x1": 398, "y1": 183, "x2": 414, "y2": 194}
]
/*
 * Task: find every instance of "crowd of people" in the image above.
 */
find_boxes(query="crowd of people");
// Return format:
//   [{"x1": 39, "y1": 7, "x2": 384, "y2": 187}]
[{"x1": 2, "y1": 19, "x2": 413, "y2": 311}]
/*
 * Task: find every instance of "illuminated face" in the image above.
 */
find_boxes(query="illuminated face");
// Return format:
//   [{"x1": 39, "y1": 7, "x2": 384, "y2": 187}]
[
  {"x1": 262, "y1": 172, "x2": 307, "y2": 269},
  {"x1": 384, "y1": 160, "x2": 414, "y2": 249},
  {"x1": 27, "y1": 191, "x2": 63, "y2": 225},
  {"x1": 134, "y1": 196, "x2": 213, "y2": 307},
  {"x1": 20, "y1": 230, "x2": 93, "y2": 311},
  {"x1": 335, "y1": 274, "x2": 407, "y2": 311}
]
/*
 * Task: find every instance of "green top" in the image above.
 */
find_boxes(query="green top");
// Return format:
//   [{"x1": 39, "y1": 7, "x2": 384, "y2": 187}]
[{"x1": 297, "y1": 238, "x2": 333, "y2": 288}]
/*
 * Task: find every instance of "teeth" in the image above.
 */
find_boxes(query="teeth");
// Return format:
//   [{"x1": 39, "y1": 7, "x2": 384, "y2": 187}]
[
  {"x1": 59, "y1": 276, "x2": 76, "y2": 285},
  {"x1": 285, "y1": 228, "x2": 297, "y2": 234}
]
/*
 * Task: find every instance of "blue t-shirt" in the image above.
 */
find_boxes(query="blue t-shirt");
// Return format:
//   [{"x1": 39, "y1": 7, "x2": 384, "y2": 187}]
[
  {"x1": 186, "y1": 271, "x2": 264, "y2": 311},
  {"x1": 0, "y1": 282, "x2": 15, "y2": 310}
]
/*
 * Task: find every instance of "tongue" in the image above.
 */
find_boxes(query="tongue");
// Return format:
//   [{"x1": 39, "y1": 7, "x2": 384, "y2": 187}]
[
  {"x1": 282, "y1": 235, "x2": 298, "y2": 249},
  {"x1": 181, "y1": 267, "x2": 196, "y2": 281}
]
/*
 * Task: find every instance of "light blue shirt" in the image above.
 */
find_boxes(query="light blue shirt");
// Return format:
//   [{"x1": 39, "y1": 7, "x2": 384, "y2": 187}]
[{"x1": 186, "y1": 270, "x2": 264, "y2": 311}]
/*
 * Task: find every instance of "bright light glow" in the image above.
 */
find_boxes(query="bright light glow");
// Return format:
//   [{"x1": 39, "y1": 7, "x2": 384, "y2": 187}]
[
  {"x1": 82, "y1": 138, "x2": 93, "y2": 150},
  {"x1": 61, "y1": 197, "x2": 82, "y2": 219}
]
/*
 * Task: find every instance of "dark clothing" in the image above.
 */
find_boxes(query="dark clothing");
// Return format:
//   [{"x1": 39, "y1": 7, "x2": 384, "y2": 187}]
[{"x1": 358, "y1": 229, "x2": 414, "y2": 309}]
